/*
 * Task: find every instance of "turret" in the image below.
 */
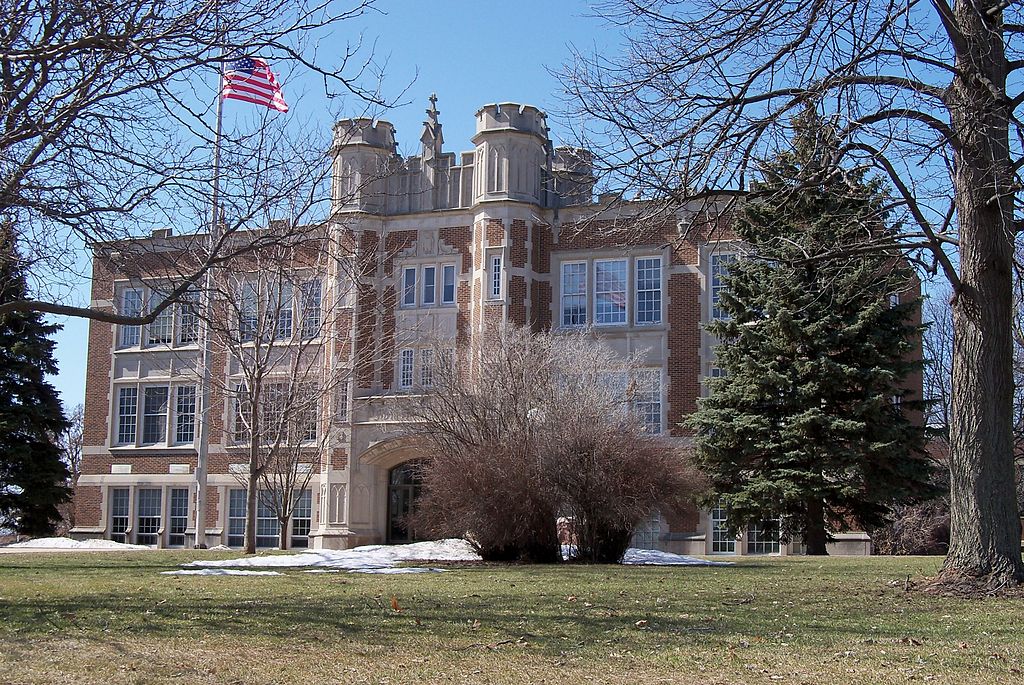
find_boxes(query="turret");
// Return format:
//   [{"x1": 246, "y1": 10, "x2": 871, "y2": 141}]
[
  {"x1": 552, "y1": 146, "x2": 595, "y2": 207},
  {"x1": 331, "y1": 118, "x2": 399, "y2": 214},
  {"x1": 470, "y1": 103, "x2": 550, "y2": 205}
]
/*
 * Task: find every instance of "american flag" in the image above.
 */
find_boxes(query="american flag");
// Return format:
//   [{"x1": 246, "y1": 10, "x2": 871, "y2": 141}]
[{"x1": 221, "y1": 57, "x2": 289, "y2": 112}]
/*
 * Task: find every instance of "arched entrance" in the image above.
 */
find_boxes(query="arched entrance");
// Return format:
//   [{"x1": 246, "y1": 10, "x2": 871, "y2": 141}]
[{"x1": 387, "y1": 460, "x2": 424, "y2": 543}]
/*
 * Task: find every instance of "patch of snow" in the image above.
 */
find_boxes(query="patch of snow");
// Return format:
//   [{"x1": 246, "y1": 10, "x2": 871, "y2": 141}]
[
  {"x1": 160, "y1": 569, "x2": 282, "y2": 576},
  {"x1": 185, "y1": 538, "x2": 481, "y2": 571},
  {"x1": 5, "y1": 537, "x2": 150, "y2": 551},
  {"x1": 621, "y1": 548, "x2": 733, "y2": 566},
  {"x1": 348, "y1": 567, "x2": 446, "y2": 575},
  {"x1": 207, "y1": 544, "x2": 232, "y2": 551}
]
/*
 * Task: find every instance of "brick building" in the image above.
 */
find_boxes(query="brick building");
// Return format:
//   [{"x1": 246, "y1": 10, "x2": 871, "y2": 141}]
[{"x1": 72, "y1": 98, "x2": 909, "y2": 555}]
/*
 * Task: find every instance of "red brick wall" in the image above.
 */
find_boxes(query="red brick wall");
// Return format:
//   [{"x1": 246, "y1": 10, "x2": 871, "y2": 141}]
[
  {"x1": 510, "y1": 220, "x2": 528, "y2": 268},
  {"x1": 666, "y1": 273, "x2": 702, "y2": 435},
  {"x1": 509, "y1": 275, "x2": 527, "y2": 326},
  {"x1": 74, "y1": 486, "x2": 101, "y2": 528}
]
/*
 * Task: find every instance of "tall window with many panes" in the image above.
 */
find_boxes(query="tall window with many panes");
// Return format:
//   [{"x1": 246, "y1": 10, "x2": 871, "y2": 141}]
[
  {"x1": 110, "y1": 488, "x2": 129, "y2": 543},
  {"x1": 291, "y1": 490, "x2": 312, "y2": 548},
  {"x1": 711, "y1": 253, "x2": 737, "y2": 320},
  {"x1": 595, "y1": 259, "x2": 627, "y2": 325},
  {"x1": 635, "y1": 257, "x2": 662, "y2": 325},
  {"x1": 168, "y1": 488, "x2": 189, "y2": 547},
  {"x1": 135, "y1": 488, "x2": 162, "y2": 545},
  {"x1": 561, "y1": 262, "x2": 587, "y2": 326},
  {"x1": 711, "y1": 500, "x2": 736, "y2": 553}
]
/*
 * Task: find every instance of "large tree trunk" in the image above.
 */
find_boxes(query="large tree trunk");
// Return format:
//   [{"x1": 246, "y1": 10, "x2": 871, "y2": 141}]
[
  {"x1": 279, "y1": 518, "x2": 289, "y2": 550},
  {"x1": 803, "y1": 498, "x2": 828, "y2": 556},
  {"x1": 941, "y1": 1, "x2": 1024, "y2": 585}
]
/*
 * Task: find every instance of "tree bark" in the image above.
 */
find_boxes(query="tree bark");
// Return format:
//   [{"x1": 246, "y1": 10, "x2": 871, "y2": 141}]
[
  {"x1": 942, "y1": 1, "x2": 1024, "y2": 585},
  {"x1": 803, "y1": 498, "x2": 829, "y2": 556},
  {"x1": 245, "y1": 469, "x2": 258, "y2": 555},
  {"x1": 279, "y1": 518, "x2": 289, "y2": 550}
]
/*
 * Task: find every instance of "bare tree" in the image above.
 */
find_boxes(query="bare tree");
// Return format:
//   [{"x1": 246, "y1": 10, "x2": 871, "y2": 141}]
[
  {"x1": 407, "y1": 326, "x2": 706, "y2": 564},
  {"x1": 55, "y1": 402, "x2": 84, "y2": 533},
  {"x1": 562, "y1": 0, "x2": 1024, "y2": 585},
  {"x1": 0, "y1": 0, "x2": 396, "y2": 323},
  {"x1": 200, "y1": 228, "x2": 354, "y2": 552}
]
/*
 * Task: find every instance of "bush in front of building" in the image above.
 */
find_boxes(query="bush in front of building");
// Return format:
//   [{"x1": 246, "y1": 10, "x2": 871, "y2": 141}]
[{"x1": 406, "y1": 325, "x2": 707, "y2": 564}]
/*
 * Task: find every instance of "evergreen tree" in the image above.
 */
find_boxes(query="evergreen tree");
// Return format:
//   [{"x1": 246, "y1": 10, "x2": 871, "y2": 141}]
[
  {"x1": 0, "y1": 226, "x2": 70, "y2": 535},
  {"x1": 690, "y1": 110, "x2": 936, "y2": 555}
]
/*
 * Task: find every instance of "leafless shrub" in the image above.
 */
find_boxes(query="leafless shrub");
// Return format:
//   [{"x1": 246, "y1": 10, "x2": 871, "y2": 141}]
[{"x1": 406, "y1": 325, "x2": 707, "y2": 563}]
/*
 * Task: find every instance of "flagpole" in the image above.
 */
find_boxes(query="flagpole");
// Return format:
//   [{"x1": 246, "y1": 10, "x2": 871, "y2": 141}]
[{"x1": 193, "y1": 58, "x2": 225, "y2": 549}]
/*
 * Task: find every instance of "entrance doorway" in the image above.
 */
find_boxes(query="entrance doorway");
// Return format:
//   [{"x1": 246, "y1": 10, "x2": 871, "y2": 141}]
[{"x1": 387, "y1": 461, "x2": 424, "y2": 543}]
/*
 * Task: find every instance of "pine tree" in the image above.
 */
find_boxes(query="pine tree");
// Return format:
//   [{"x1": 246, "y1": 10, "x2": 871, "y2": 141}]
[
  {"x1": 0, "y1": 226, "x2": 70, "y2": 536},
  {"x1": 690, "y1": 109, "x2": 936, "y2": 555}
]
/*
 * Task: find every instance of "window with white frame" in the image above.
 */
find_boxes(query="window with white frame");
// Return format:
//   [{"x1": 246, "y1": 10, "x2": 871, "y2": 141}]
[
  {"x1": 442, "y1": 264, "x2": 456, "y2": 304},
  {"x1": 116, "y1": 387, "x2": 138, "y2": 445},
  {"x1": 488, "y1": 252, "x2": 503, "y2": 300},
  {"x1": 295, "y1": 386, "x2": 319, "y2": 442},
  {"x1": 168, "y1": 488, "x2": 189, "y2": 547},
  {"x1": 420, "y1": 348, "x2": 434, "y2": 388},
  {"x1": 401, "y1": 267, "x2": 417, "y2": 307},
  {"x1": 272, "y1": 281, "x2": 293, "y2": 340},
  {"x1": 110, "y1": 488, "x2": 129, "y2": 543},
  {"x1": 174, "y1": 386, "x2": 197, "y2": 444},
  {"x1": 561, "y1": 261, "x2": 587, "y2": 326},
  {"x1": 336, "y1": 381, "x2": 350, "y2": 423},
  {"x1": 142, "y1": 387, "x2": 169, "y2": 445},
  {"x1": 300, "y1": 279, "x2": 322, "y2": 339},
  {"x1": 228, "y1": 489, "x2": 246, "y2": 547},
  {"x1": 147, "y1": 290, "x2": 173, "y2": 344},
  {"x1": 291, "y1": 490, "x2": 312, "y2": 548},
  {"x1": 711, "y1": 500, "x2": 736, "y2": 554},
  {"x1": 136, "y1": 488, "x2": 162, "y2": 546},
  {"x1": 595, "y1": 259, "x2": 627, "y2": 325},
  {"x1": 177, "y1": 287, "x2": 200, "y2": 345},
  {"x1": 119, "y1": 288, "x2": 143, "y2": 347},
  {"x1": 115, "y1": 384, "x2": 196, "y2": 447},
  {"x1": 239, "y1": 281, "x2": 259, "y2": 342},
  {"x1": 632, "y1": 369, "x2": 663, "y2": 434},
  {"x1": 256, "y1": 491, "x2": 278, "y2": 548},
  {"x1": 422, "y1": 265, "x2": 436, "y2": 306},
  {"x1": 635, "y1": 257, "x2": 662, "y2": 325},
  {"x1": 747, "y1": 518, "x2": 781, "y2": 554},
  {"x1": 711, "y1": 253, "x2": 737, "y2": 320},
  {"x1": 399, "y1": 348, "x2": 415, "y2": 389}
]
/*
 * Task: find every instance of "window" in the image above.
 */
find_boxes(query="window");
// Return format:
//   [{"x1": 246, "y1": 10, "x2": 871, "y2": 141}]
[
  {"x1": 336, "y1": 382, "x2": 350, "y2": 423},
  {"x1": 561, "y1": 262, "x2": 587, "y2": 326},
  {"x1": 300, "y1": 280, "x2": 322, "y2": 339},
  {"x1": 636, "y1": 257, "x2": 662, "y2": 325},
  {"x1": 273, "y1": 281, "x2": 293, "y2": 340},
  {"x1": 633, "y1": 369, "x2": 662, "y2": 434},
  {"x1": 116, "y1": 387, "x2": 138, "y2": 445},
  {"x1": 177, "y1": 287, "x2": 200, "y2": 345},
  {"x1": 233, "y1": 383, "x2": 251, "y2": 443},
  {"x1": 256, "y1": 491, "x2": 278, "y2": 548},
  {"x1": 148, "y1": 290, "x2": 173, "y2": 344},
  {"x1": 296, "y1": 389, "x2": 319, "y2": 443},
  {"x1": 889, "y1": 292, "x2": 901, "y2": 307},
  {"x1": 747, "y1": 519, "x2": 781, "y2": 555},
  {"x1": 175, "y1": 386, "x2": 197, "y2": 444},
  {"x1": 119, "y1": 288, "x2": 143, "y2": 347},
  {"x1": 401, "y1": 267, "x2": 417, "y2": 307},
  {"x1": 422, "y1": 266, "x2": 436, "y2": 306},
  {"x1": 168, "y1": 488, "x2": 189, "y2": 547},
  {"x1": 228, "y1": 489, "x2": 246, "y2": 547},
  {"x1": 110, "y1": 488, "x2": 129, "y2": 543},
  {"x1": 711, "y1": 254, "x2": 736, "y2": 320},
  {"x1": 711, "y1": 500, "x2": 735, "y2": 554},
  {"x1": 442, "y1": 264, "x2": 456, "y2": 304},
  {"x1": 239, "y1": 281, "x2": 258, "y2": 342},
  {"x1": 291, "y1": 490, "x2": 312, "y2": 548},
  {"x1": 136, "y1": 488, "x2": 162, "y2": 546},
  {"x1": 488, "y1": 253, "x2": 502, "y2": 300},
  {"x1": 420, "y1": 349, "x2": 434, "y2": 388},
  {"x1": 142, "y1": 387, "x2": 169, "y2": 445},
  {"x1": 399, "y1": 348, "x2": 414, "y2": 389},
  {"x1": 595, "y1": 259, "x2": 627, "y2": 325},
  {"x1": 261, "y1": 382, "x2": 289, "y2": 437}
]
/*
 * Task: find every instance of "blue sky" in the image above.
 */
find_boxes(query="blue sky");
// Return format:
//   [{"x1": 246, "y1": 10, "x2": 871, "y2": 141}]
[{"x1": 48, "y1": 0, "x2": 611, "y2": 410}]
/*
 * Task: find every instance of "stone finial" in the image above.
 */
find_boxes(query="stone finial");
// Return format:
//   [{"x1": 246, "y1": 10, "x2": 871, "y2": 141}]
[{"x1": 421, "y1": 93, "x2": 444, "y2": 160}]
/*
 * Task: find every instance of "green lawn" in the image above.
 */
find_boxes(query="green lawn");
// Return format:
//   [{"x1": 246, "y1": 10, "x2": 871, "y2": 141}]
[{"x1": 0, "y1": 552, "x2": 1020, "y2": 684}]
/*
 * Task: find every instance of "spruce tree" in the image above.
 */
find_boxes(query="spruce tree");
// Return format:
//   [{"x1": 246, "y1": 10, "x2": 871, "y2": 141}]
[
  {"x1": 0, "y1": 226, "x2": 70, "y2": 536},
  {"x1": 690, "y1": 110, "x2": 936, "y2": 555}
]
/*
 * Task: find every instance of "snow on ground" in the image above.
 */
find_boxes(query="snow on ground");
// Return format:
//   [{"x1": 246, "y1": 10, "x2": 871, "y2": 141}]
[
  {"x1": 622, "y1": 548, "x2": 733, "y2": 566},
  {"x1": 4, "y1": 537, "x2": 150, "y2": 551},
  {"x1": 186, "y1": 538, "x2": 480, "y2": 572},
  {"x1": 177, "y1": 538, "x2": 730, "y2": 574},
  {"x1": 161, "y1": 569, "x2": 282, "y2": 576}
]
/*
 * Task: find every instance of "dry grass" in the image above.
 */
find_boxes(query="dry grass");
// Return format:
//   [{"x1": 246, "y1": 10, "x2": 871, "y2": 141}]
[{"x1": 0, "y1": 551, "x2": 1021, "y2": 684}]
